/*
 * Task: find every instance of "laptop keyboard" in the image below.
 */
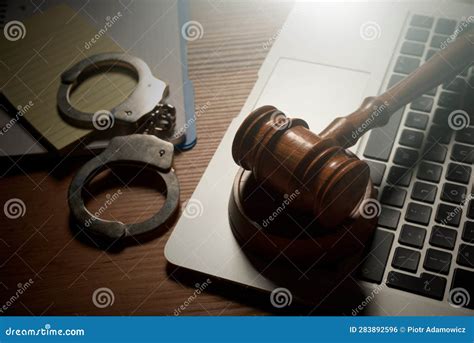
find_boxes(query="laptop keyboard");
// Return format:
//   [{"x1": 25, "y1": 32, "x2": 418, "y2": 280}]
[{"x1": 359, "y1": 13, "x2": 473, "y2": 310}]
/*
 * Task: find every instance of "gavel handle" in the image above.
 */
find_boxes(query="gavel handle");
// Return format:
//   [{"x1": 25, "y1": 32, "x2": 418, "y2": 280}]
[{"x1": 320, "y1": 26, "x2": 474, "y2": 149}]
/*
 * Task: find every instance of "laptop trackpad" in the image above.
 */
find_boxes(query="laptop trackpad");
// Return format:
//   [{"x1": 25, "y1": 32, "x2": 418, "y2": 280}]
[{"x1": 255, "y1": 58, "x2": 371, "y2": 141}]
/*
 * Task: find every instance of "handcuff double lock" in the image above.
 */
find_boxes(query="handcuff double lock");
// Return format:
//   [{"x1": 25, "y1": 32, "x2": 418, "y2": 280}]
[{"x1": 58, "y1": 53, "x2": 183, "y2": 239}]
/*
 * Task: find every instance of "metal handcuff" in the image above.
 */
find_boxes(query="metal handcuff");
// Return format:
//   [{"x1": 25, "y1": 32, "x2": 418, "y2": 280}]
[{"x1": 58, "y1": 53, "x2": 182, "y2": 239}]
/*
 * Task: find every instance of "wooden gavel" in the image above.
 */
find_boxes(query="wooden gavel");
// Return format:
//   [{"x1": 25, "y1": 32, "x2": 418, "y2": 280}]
[{"x1": 233, "y1": 27, "x2": 473, "y2": 229}]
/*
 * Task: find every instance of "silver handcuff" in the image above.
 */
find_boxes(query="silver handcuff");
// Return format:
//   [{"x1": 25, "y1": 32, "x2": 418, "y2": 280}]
[{"x1": 58, "y1": 53, "x2": 182, "y2": 239}]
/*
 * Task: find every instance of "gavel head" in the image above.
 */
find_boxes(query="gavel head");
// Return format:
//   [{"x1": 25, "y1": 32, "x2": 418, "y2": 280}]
[{"x1": 232, "y1": 106, "x2": 371, "y2": 228}]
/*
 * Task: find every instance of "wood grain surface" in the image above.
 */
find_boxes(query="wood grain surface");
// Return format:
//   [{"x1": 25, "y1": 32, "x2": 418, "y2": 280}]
[{"x1": 0, "y1": 1, "x2": 293, "y2": 315}]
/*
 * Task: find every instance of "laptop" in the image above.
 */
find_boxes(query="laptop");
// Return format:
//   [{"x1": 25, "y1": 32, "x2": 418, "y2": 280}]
[{"x1": 165, "y1": 1, "x2": 474, "y2": 315}]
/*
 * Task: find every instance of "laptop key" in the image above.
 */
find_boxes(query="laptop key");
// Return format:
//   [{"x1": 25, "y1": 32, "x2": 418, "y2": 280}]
[
  {"x1": 438, "y1": 91, "x2": 462, "y2": 109},
  {"x1": 430, "y1": 35, "x2": 448, "y2": 49},
  {"x1": 405, "y1": 27, "x2": 430, "y2": 42},
  {"x1": 433, "y1": 108, "x2": 451, "y2": 126},
  {"x1": 363, "y1": 107, "x2": 405, "y2": 161},
  {"x1": 386, "y1": 271, "x2": 446, "y2": 300},
  {"x1": 392, "y1": 247, "x2": 420, "y2": 272},
  {"x1": 410, "y1": 96, "x2": 433, "y2": 112},
  {"x1": 444, "y1": 77, "x2": 467, "y2": 93},
  {"x1": 469, "y1": 200, "x2": 474, "y2": 219},
  {"x1": 381, "y1": 187, "x2": 407, "y2": 208},
  {"x1": 411, "y1": 181, "x2": 437, "y2": 204},
  {"x1": 435, "y1": 203, "x2": 462, "y2": 227},
  {"x1": 364, "y1": 160, "x2": 386, "y2": 187},
  {"x1": 399, "y1": 224, "x2": 426, "y2": 248},
  {"x1": 446, "y1": 163, "x2": 471, "y2": 184},
  {"x1": 399, "y1": 129, "x2": 424, "y2": 148},
  {"x1": 410, "y1": 15, "x2": 434, "y2": 29},
  {"x1": 425, "y1": 87, "x2": 437, "y2": 96},
  {"x1": 388, "y1": 74, "x2": 404, "y2": 88},
  {"x1": 423, "y1": 143, "x2": 447, "y2": 163},
  {"x1": 435, "y1": 18, "x2": 457, "y2": 35},
  {"x1": 401, "y1": 41, "x2": 424, "y2": 56},
  {"x1": 424, "y1": 248, "x2": 452, "y2": 275},
  {"x1": 394, "y1": 147, "x2": 419, "y2": 167},
  {"x1": 451, "y1": 144, "x2": 474, "y2": 164},
  {"x1": 405, "y1": 111, "x2": 429, "y2": 130},
  {"x1": 378, "y1": 207, "x2": 401, "y2": 230},
  {"x1": 387, "y1": 166, "x2": 412, "y2": 187},
  {"x1": 456, "y1": 128, "x2": 474, "y2": 145},
  {"x1": 425, "y1": 49, "x2": 437, "y2": 61},
  {"x1": 462, "y1": 221, "x2": 474, "y2": 243},
  {"x1": 395, "y1": 56, "x2": 420, "y2": 74},
  {"x1": 457, "y1": 244, "x2": 474, "y2": 268},
  {"x1": 417, "y1": 162, "x2": 442, "y2": 182},
  {"x1": 359, "y1": 229, "x2": 394, "y2": 284},
  {"x1": 428, "y1": 125, "x2": 452, "y2": 144},
  {"x1": 451, "y1": 269, "x2": 474, "y2": 309},
  {"x1": 430, "y1": 226, "x2": 457, "y2": 250},
  {"x1": 441, "y1": 183, "x2": 467, "y2": 204},
  {"x1": 405, "y1": 202, "x2": 432, "y2": 225}
]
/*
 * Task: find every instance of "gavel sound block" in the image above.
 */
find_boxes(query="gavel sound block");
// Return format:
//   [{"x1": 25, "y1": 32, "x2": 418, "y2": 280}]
[{"x1": 229, "y1": 27, "x2": 473, "y2": 264}]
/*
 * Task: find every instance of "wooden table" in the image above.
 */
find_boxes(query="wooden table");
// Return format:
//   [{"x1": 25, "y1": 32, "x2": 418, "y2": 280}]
[{"x1": 0, "y1": 1, "x2": 293, "y2": 315}]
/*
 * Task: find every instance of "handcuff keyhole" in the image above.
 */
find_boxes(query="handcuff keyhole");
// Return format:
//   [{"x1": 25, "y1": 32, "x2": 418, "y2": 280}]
[{"x1": 159, "y1": 149, "x2": 165, "y2": 157}]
